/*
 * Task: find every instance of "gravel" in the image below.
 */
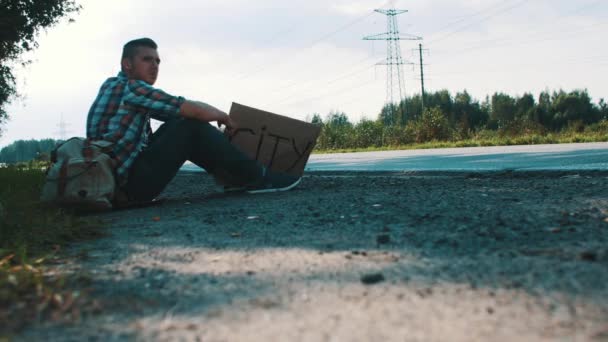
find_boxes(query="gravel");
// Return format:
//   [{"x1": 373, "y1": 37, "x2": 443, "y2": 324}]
[{"x1": 15, "y1": 170, "x2": 608, "y2": 341}]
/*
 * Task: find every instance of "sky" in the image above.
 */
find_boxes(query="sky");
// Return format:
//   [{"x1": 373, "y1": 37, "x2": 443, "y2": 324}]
[{"x1": 1, "y1": 0, "x2": 607, "y2": 147}]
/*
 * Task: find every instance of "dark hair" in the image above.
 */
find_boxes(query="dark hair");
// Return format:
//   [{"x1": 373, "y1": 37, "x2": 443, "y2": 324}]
[{"x1": 121, "y1": 38, "x2": 157, "y2": 60}]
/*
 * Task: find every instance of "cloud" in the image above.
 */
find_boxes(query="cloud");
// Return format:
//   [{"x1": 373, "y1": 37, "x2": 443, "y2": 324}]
[
  {"x1": 1, "y1": 0, "x2": 607, "y2": 146},
  {"x1": 330, "y1": 1, "x2": 384, "y2": 16}
]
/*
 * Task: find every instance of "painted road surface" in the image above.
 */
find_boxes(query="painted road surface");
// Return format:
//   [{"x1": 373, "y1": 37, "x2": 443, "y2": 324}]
[
  {"x1": 181, "y1": 142, "x2": 608, "y2": 172},
  {"x1": 306, "y1": 142, "x2": 608, "y2": 172}
]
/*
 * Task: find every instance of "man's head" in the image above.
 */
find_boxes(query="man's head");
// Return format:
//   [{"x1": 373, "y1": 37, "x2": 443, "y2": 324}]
[{"x1": 121, "y1": 38, "x2": 160, "y2": 85}]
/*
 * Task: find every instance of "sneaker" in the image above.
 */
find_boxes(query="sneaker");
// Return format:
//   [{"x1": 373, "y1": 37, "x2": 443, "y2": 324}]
[
  {"x1": 223, "y1": 184, "x2": 245, "y2": 193},
  {"x1": 246, "y1": 169, "x2": 301, "y2": 194}
]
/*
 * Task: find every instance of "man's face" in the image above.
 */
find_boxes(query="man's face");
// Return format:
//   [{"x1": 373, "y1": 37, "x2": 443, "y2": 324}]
[{"x1": 123, "y1": 47, "x2": 160, "y2": 85}]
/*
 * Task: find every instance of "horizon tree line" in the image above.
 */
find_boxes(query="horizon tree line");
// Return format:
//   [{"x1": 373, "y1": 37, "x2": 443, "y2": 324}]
[{"x1": 2, "y1": 88, "x2": 607, "y2": 163}]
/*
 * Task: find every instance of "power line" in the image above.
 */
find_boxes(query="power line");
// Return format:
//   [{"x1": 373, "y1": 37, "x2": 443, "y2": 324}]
[
  {"x1": 426, "y1": 0, "x2": 532, "y2": 45},
  {"x1": 279, "y1": 77, "x2": 378, "y2": 108},
  {"x1": 267, "y1": 56, "x2": 377, "y2": 107},
  {"x1": 448, "y1": 0, "x2": 606, "y2": 51},
  {"x1": 273, "y1": 64, "x2": 376, "y2": 106},
  {"x1": 431, "y1": 20, "x2": 608, "y2": 57},
  {"x1": 265, "y1": 53, "x2": 377, "y2": 98},
  {"x1": 234, "y1": 10, "x2": 378, "y2": 82},
  {"x1": 230, "y1": 0, "x2": 398, "y2": 94},
  {"x1": 425, "y1": 0, "x2": 526, "y2": 38}
]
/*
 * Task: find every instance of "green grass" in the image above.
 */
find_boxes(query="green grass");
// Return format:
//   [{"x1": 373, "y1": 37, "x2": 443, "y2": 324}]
[
  {"x1": 0, "y1": 163, "x2": 103, "y2": 335},
  {"x1": 313, "y1": 131, "x2": 608, "y2": 154}
]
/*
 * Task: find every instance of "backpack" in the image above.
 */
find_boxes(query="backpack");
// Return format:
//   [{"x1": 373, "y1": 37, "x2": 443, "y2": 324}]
[{"x1": 40, "y1": 137, "x2": 117, "y2": 211}]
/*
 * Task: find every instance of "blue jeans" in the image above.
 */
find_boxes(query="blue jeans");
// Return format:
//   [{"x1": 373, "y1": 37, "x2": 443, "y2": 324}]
[{"x1": 123, "y1": 118, "x2": 263, "y2": 201}]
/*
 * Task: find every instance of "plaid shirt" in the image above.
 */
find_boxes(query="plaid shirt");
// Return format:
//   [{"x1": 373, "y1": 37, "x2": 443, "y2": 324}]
[{"x1": 86, "y1": 71, "x2": 185, "y2": 184}]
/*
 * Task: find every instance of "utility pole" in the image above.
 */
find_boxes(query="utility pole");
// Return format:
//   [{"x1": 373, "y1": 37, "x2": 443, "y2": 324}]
[
  {"x1": 419, "y1": 43, "x2": 426, "y2": 114},
  {"x1": 364, "y1": 8, "x2": 421, "y2": 125},
  {"x1": 55, "y1": 113, "x2": 71, "y2": 140}
]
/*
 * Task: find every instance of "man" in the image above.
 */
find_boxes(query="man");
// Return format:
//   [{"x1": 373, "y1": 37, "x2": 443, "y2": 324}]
[{"x1": 86, "y1": 37, "x2": 300, "y2": 204}]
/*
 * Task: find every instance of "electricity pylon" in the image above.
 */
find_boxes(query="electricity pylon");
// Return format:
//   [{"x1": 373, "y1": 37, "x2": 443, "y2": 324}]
[
  {"x1": 364, "y1": 9, "x2": 421, "y2": 125},
  {"x1": 54, "y1": 113, "x2": 72, "y2": 140}
]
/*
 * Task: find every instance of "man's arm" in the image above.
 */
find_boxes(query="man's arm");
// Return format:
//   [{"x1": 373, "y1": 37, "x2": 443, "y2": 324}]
[
  {"x1": 123, "y1": 80, "x2": 235, "y2": 130},
  {"x1": 179, "y1": 100, "x2": 236, "y2": 132}
]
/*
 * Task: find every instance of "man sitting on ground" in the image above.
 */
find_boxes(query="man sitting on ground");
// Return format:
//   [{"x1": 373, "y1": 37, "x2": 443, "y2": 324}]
[{"x1": 86, "y1": 37, "x2": 300, "y2": 204}]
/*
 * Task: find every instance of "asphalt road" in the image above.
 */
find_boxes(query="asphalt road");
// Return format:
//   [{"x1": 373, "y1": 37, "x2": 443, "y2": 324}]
[
  {"x1": 18, "y1": 168, "x2": 608, "y2": 341},
  {"x1": 13, "y1": 143, "x2": 608, "y2": 341},
  {"x1": 306, "y1": 142, "x2": 608, "y2": 172}
]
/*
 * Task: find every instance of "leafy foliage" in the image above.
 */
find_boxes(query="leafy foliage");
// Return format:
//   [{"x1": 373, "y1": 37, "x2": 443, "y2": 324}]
[
  {"x1": 0, "y1": 138, "x2": 59, "y2": 163},
  {"x1": 0, "y1": 164, "x2": 102, "y2": 334},
  {"x1": 312, "y1": 88, "x2": 608, "y2": 151},
  {"x1": 411, "y1": 107, "x2": 453, "y2": 142},
  {"x1": 0, "y1": 0, "x2": 81, "y2": 136}
]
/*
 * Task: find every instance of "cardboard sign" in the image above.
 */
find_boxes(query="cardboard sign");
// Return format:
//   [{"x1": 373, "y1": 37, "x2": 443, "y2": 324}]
[{"x1": 226, "y1": 103, "x2": 321, "y2": 177}]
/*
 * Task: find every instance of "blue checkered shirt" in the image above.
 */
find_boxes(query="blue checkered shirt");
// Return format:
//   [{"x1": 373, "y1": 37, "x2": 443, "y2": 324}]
[{"x1": 86, "y1": 71, "x2": 185, "y2": 185}]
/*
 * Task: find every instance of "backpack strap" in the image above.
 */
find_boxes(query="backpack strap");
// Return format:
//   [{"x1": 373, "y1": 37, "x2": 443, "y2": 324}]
[
  {"x1": 82, "y1": 138, "x2": 93, "y2": 162},
  {"x1": 46, "y1": 162, "x2": 99, "y2": 183},
  {"x1": 57, "y1": 160, "x2": 69, "y2": 197}
]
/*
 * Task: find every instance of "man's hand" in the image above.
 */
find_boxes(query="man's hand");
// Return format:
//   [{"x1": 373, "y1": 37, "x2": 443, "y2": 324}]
[
  {"x1": 217, "y1": 114, "x2": 237, "y2": 134},
  {"x1": 179, "y1": 100, "x2": 236, "y2": 133}
]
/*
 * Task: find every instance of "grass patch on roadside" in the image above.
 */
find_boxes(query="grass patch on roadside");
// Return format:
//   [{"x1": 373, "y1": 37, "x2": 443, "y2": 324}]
[
  {"x1": 313, "y1": 131, "x2": 608, "y2": 154},
  {"x1": 0, "y1": 163, "x2": 103, "y2": 334}
]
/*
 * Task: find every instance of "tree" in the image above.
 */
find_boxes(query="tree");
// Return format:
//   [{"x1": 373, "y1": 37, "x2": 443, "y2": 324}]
[
  {"x1": 515, "y1": 93, "x2": 535, "y2": 121},
  {"x1": 0, "y1": 0, "x2": 81, "y2": 136},
  {"x1": 413, "y1": 106, "x2": 452, "y2": 142},
  {"x1": 352, "y1": 119, "x2": 383, "y2": 148},
  {"x1": 599, "y1": 98, "x2": 608, "y2": 121},
  {"x1": 403, "y1": 94, "x2": 423, "y2": 122},
  {"x1": 378, "y1": 103, "x2": 400, "y2": 126},
  {"x1": 425, "y1": 90, "x2": 453, "y2": 121},
  {"x1": 453, "y1": 90, "x2": 487, "y2": 133},
  {"x1": 315, "y1": 111, "x2": 353, "y2": 150},
  {"x1": 534, "y1": 90, "x2": 553, "y2": 128},
  {"x1": 489, "y1": 92, "x2": 516, "y2": 128},
  {"x1": 550, "y1": 89, "x2": 600, "y2": 130},
  {"x1": 0, "y1": 138, "x2": 59, "y2": 163},
  {"x1": 310, "y1": 113, "x2": 323, "y2": 125},
  {"x1": 325, "y1": 110, "x2": 351, "y2": 128}
]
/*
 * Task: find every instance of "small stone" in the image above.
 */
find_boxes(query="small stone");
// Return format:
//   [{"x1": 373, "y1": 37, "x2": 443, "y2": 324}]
[
  {"x1": 376, "y1": 234, "x2": 391, "y2": 245},
  {"x1": 361, "y1": 273, "x2": 385, "y2": 285},
  {"x1": 580, "y1": 251, "x2": 597, "y2": 262}
]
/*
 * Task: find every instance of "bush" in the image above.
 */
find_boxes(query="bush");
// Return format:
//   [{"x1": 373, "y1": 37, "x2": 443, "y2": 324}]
[
  {"x1": 383, "y1": 125, "x2": 415, "y2": 146},
  {"x1": 412, "y1": 107, "x2": 453, "y2": 142},
  {"x1": 498, "y1": 119, "x2": 546, "y2": 137},
  {"x1": 584, "y1": 120, "x2": 608, "y2": 134},
  {"x1": 352, "y1": 119, "x2": 383, "y2": 148}
]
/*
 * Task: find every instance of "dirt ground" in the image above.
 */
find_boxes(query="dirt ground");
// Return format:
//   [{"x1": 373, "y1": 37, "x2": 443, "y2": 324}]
[{"x1": 15, "y1": 170, "x2": 608, "y2": 341}]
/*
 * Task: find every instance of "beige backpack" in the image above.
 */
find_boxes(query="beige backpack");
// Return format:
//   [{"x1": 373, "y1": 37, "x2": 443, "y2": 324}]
[{"x1": 41, "y1": 138, "x2": 117, "y2": 211}]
